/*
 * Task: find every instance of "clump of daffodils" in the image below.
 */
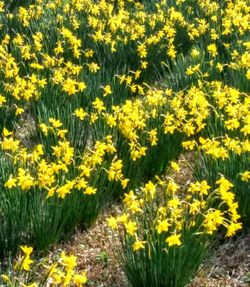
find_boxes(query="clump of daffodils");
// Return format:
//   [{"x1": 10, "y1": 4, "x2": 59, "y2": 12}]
[
  {"x1": 1, "y1": 126, "x2": 119, "y2": 199},
  {"x1": 1, "y1": 246, "x2": 87, "y2": 287},
  {"x1": 108, "y1": 174, "x2": 242, "y2": 287},
  {"x1": 109, "y1": 176, "x2": 241, "y2": 247}
]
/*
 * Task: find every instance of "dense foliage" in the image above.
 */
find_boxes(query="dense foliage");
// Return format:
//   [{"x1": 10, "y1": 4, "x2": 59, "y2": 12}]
[{"x1": 0, "y1": 0, "x2": 249, "y2": 286}]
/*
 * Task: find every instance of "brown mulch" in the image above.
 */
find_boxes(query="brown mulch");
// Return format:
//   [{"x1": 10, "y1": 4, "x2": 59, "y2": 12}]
[
  {"x1": 190, "y1": 233, "x2": 250, "y2": 287},
  {"x1": 61, "y1": 205, "x2": 127, "y2": 287}
]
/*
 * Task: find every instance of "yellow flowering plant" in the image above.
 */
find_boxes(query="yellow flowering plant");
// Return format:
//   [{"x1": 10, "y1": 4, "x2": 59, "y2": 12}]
[
  {"x1": 193, "y1": 139, "x2": 250, "y2": 227},
  {"x1": 0, "y1": 246, "x2": 87, "y2": 287},
  {"x1": 108, "y1": 175, "x2": 242, "y2": 287},
  {"x1": 0, "y1": 127, "x2": 120, "y2": 256},
  {"x1": 191, "y1": 82, "x2": 250, "y2": 227}
]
